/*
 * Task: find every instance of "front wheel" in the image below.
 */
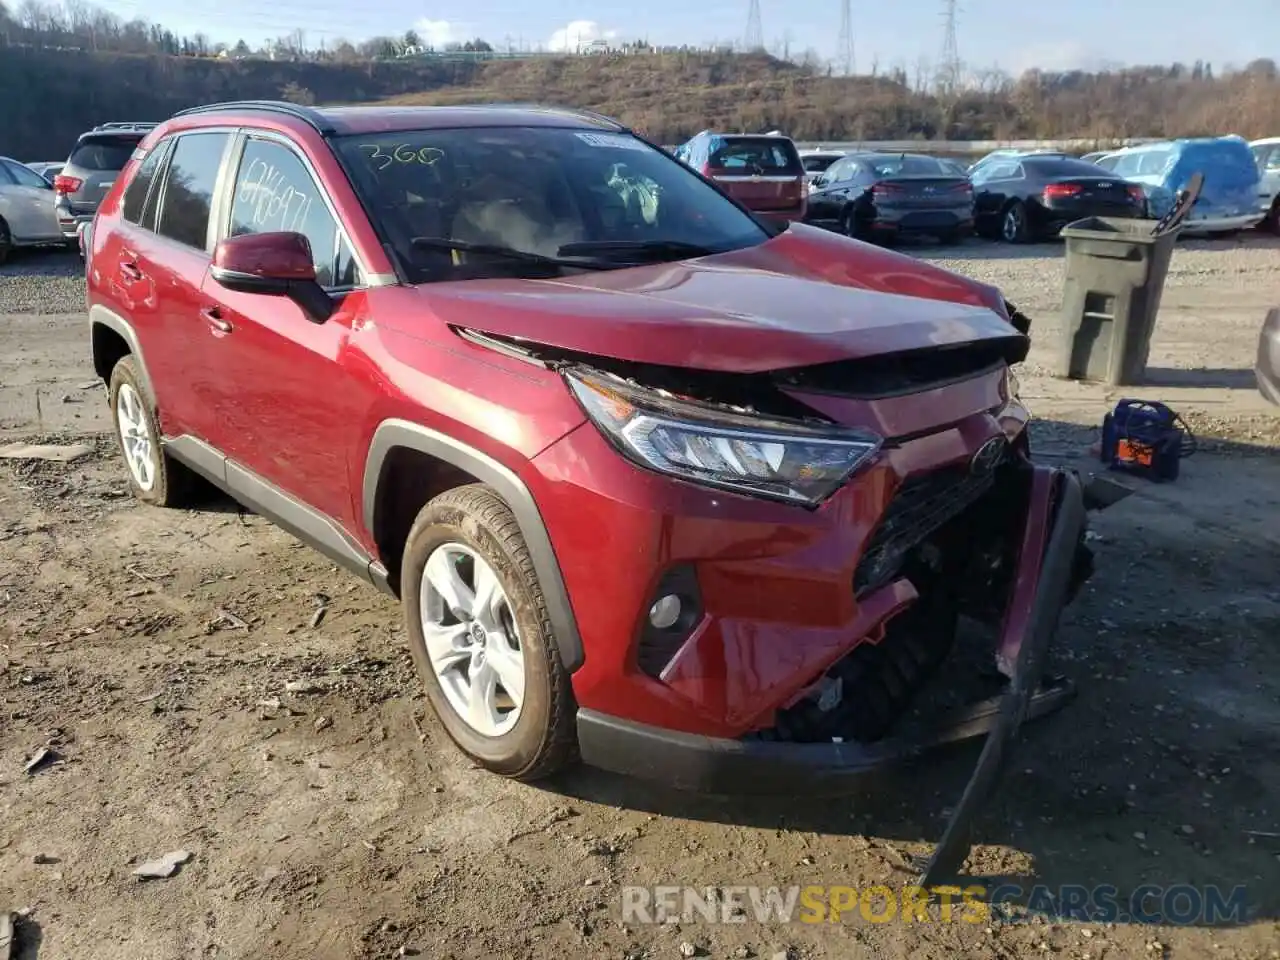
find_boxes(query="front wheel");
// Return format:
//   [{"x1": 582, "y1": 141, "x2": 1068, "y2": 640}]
[
  {"x1": 401, "y1": 484, "x2": 578, "y2": 781},
  {"x1": 0, "y1": 217, "x2": 12, "y2": 265}
]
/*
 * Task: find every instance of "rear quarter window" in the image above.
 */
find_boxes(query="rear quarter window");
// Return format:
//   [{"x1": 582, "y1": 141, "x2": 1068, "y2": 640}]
[
  {"x1": 69, "y1": 136, "x2": 143, "y2": 172},
  {"x1": 709, "y1": 138, "x2": 802, "y2": 173}
]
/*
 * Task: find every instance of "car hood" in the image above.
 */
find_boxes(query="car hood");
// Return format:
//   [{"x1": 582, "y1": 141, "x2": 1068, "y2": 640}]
[{"x1": 408, "y1": 222, "x2": 1021, "y2": 373}]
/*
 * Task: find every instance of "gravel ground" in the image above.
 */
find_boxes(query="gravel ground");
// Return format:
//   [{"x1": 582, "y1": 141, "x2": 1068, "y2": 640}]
[{"x1": 1, "y1": 240, "x2": 1279, "y2": 960}]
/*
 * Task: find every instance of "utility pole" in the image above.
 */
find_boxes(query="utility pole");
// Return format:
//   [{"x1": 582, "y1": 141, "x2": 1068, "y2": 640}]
[
  {"x1": 938, "y1": 0, "x2": 961, "y2": 94},
  {"x1": 836, "y1": 0, "x2": 854, "y2": 75},
  {"x1": 744, "y1": 0, "x2": 763, "y2": 52}
]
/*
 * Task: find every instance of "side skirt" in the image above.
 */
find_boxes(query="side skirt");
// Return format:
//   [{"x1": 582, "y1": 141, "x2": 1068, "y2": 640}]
[{"x1": 164, "y1": 434, "x2": 394, "y2": 597}]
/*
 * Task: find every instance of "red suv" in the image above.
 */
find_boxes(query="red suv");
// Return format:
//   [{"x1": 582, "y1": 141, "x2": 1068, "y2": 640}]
[{"x1": 84, "y1": 101, "x2": 1095, "y2": 873}]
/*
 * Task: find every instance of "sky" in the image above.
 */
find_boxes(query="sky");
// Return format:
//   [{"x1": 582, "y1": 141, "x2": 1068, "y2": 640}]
[{"x1": 92, "y1": 0, "x2": 1279, "y2": 76}]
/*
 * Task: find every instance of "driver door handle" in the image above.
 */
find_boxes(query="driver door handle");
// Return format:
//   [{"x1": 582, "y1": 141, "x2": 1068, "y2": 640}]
[{"x1": 201, "y1": 306, "x2": 232, "y2": 334}]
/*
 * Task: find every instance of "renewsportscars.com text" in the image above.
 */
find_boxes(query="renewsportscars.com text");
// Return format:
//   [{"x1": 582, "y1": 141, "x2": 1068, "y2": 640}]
[{"x1": 621, "y1": 883, "x2": 1250, "y2": 926}]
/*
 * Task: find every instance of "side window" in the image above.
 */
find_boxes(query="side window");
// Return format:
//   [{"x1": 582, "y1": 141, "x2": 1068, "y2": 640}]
[
  {"x1": 228, "y1": 137, "x2": 356, "y2": 289},
  {"x1": 4, "y1": 160, "x2": 50, "y2": 189},
  {"x1": 825, "y1": 158, "x2": 854, "y2": 183},
  {"x1": 1110, "y1": 153, "x2": 1141, "y2": 177},
  {"x1": 0, "y1": 162, "x2": 16, "y2": 185},
  {"x1": 1265, "y1": 148, "x2": 1280, "y2": 172},
  {"x1": 156, "y1": 132, "x2": 231, "y2": 252},
  {"x1": 975, "y1": 161, "x2": 1017, "y2": 183},
  {"x1": 122, "y1": 139, "x2": 170, "y2": 227}
]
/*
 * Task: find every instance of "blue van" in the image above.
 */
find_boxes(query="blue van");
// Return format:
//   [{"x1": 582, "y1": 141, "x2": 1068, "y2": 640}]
[{"x1": 1095, "y1": 137, "x2": 1266, "y2": 234}]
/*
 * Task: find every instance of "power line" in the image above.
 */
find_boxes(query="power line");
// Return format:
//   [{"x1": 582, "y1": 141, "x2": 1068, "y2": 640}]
[
  {"x1": 836, "y1": 0, "x2": 854, "y2": 75},
  {"x1": 938, "y1": 0, "x2": 961, "y2": 92},
  {"x1": 744, "y1": 0, "x2": 763, "y2": 52}
]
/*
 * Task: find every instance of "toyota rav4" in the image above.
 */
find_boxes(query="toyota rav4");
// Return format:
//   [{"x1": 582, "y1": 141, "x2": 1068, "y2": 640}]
[{"x1": 84, "y1": 101, "x2": 1096, "y2": 881}]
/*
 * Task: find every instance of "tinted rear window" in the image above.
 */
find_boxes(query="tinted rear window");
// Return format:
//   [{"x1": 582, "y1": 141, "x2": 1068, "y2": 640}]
[
  {"x1": 802, "y1": 155, "x2": 840, "y2": 173},
  {"x1": 69, "y1": 135, "x2": 141, "y2": 172},
  {"x1": 709, "y1": 138, "x2": 802, "y2": 172},
  {"x1": 1024, "y1": 158, "x2": 1117, "y2": 177}
]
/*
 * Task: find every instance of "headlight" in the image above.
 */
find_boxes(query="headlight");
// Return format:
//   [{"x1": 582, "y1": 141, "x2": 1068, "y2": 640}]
[{"x1": 564, "y1": 367, "x2": 882, "y2": 506}]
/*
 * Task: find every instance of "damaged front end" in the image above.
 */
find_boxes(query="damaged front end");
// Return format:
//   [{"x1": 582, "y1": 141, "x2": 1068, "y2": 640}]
[{"x1": 461, "y1": 321, "x2": 1099, "y2": 884}]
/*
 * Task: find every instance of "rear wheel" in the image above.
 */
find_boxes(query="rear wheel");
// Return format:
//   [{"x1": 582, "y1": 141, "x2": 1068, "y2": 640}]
[
  {"x1": 840, "y1": 205, "x2": 862, "y2": 240},
  {"x1": 401, "y1": 484, "x2": 578, "y2": 781},
  {"x1": 0, "y1": 217, "x2": 12, "y2": 265},
  {"x1": 1001, "y1": 201, "x2": 1030, "y2": 243},
  {"x1": 107, "y1": 355, "x2": 201, "y2": 507},
  {"x1": 1265, "y1": 197, "x2": 1280, "y2": 235}
]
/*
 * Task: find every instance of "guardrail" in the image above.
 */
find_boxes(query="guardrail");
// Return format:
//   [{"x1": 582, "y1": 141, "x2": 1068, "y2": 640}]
[
  {"x1": 659, "y1": 138, "x2": 1161, "y2": 155},
  {"x1": 788, "y1": 138, "x2": 1161, "y2": 155}
]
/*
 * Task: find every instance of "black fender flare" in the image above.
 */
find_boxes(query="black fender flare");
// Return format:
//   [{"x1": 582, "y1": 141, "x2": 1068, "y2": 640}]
[
  {"x1": 89, "y1": 305, "x2": 157, "y2": 402},
  {"x1": 361, "y1": 419, "x2": 585, "y2": 673}
]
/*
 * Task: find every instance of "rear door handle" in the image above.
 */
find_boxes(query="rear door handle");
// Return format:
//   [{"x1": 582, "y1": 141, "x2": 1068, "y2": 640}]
[{"x1": 201, "y1": 306, "x2": 232, "y2": 334}]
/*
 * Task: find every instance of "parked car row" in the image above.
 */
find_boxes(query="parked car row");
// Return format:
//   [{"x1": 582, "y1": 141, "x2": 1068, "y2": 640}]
[
  {"x1": 669, "y1": 131, "x2": 1280, "y2": 246},
  {"x1": 0, "y1": 121, "x2": 157, "y2": 263},
  {"x1": 1081, "y1": 136, "x2": 1273, "y2": 236}
]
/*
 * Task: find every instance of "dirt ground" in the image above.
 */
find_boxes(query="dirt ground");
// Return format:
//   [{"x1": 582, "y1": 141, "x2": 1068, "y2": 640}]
[{"x1": 2, "y1": 239, "x2": 1279, "y2": 960}]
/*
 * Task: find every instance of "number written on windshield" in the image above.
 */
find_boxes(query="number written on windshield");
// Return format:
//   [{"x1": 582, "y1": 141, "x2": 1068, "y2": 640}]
[{"x1": 359, "y1": 144, "x2": 446, "y2": 170}]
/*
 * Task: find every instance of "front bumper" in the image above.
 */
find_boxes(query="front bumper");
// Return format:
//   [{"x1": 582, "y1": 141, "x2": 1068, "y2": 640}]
[
  {"x1": 577, "y1": 465, "x2": 1088, "y2": 882},
  {"x1": 577, "y1": 465, "x2": 1086, "y2": 789},
  {"x1": 1256, "y1": 307, "x2": 1280, "y2": 405},
  {"x1": 1178, "y1": 212, "x2": 1267, "y2": 234}
]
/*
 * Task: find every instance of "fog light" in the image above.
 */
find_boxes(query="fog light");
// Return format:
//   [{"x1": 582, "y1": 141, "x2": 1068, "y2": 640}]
[{"x1": 648, "y1": 594, "x2": 682, "y2": 630}]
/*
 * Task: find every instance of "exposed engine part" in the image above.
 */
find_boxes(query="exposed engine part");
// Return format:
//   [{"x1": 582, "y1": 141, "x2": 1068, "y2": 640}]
[
  {"x1": 748, "y1": 454, "x2": 1045, "y2": 746},
  {"x1": 748, "y1": 564, "x2": 960, "y2": 745}
]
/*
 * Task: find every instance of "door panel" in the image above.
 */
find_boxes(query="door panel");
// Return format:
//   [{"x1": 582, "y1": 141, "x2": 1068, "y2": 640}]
[
  {"x1": 198, "y1": 134, "x2": 364, "y2": 528},
  {"x1": 142, "y1": 131, "x2": 234, "y2": 441}
]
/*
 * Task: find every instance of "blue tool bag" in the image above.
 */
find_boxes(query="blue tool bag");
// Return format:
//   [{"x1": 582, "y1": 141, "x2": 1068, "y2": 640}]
[{"x1": 1099, "y1": 399, "x2": 1197, "y2": 482}]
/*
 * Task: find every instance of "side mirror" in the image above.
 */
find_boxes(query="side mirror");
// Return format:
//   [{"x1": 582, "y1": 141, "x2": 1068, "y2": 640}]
[{"x1": 210, "y1": 231, "x2": 334, "y2": 324}]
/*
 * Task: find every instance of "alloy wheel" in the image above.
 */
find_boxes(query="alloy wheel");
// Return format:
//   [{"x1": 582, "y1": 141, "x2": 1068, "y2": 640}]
[
  {"x1": 115, "y1": 381, "x2": 156, "y2": 492},
  {"x1": 419, "y1": 542, "x2": 526, "y2": 738},
  {"x1": 1002, "y1": 206, "x2": 1024, "y2": 243}
]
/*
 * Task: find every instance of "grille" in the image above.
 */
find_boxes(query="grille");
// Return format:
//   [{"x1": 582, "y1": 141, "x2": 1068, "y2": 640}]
[{"x1": 853, "y1": 450, "x2": 1006, "y2": 594}]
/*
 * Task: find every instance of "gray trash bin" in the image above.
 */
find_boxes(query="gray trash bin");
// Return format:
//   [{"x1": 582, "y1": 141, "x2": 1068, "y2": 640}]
[{"x1": 1055, "y1": 173, "x2": 1204, "y2": 387}]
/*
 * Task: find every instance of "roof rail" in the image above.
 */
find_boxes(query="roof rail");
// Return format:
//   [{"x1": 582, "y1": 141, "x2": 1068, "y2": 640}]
[
  {"x1": 468, "y1": 103, "x2": 624, "y2": 130},
  {"x1": 170, "y1": 100, "x2": 335, "y2": 135},
  {"x1": 92, "y1": 121, "x2": 159, "y2": 131}
]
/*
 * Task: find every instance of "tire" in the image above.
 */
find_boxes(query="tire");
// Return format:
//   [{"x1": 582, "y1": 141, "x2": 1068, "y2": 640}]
[
  {"x1": 839, "y1": 205, "x2": 861, "y2": 240},
  {"x1": 0, "y1": 217, "x2": 12, "y2": 265},
  {"x1": 1000, "y1": 201, "x2": 1030, "y2": 243},
  {"x1": 107, "y1": 355, "x2": 201, "y2": 507},
  {"x1": 401, "y1": 483, "x2": 578, "y2": 781},
  {"x1": 1265, "y1": 197, "x2": 1280, "y2": 235}
]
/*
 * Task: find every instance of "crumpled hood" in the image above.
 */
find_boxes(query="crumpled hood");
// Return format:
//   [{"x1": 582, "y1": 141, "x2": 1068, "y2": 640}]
[{"x1": 407, "y1": 222, "x2": 1021, "y2": 373}]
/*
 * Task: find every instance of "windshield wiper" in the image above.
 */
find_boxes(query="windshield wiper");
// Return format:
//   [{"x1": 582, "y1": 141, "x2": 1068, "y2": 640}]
[
  {"x1": 556, "y1": 239, "x2": 722, "y2": 260},
  {"x1": 410, "y1": 237, "x2": 614, "y2": 270}
]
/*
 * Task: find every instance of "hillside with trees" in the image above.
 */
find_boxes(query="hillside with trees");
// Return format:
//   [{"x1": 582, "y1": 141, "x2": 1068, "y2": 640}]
[{"x1": 2, "y1": 0, "x2": 1278, "y2": 161}]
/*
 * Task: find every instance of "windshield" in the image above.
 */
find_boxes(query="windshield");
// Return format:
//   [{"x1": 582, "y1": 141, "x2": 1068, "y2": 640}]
[
  {"x1": 864, "y1": 155, "x2": 954, "y2": 177},
  {"x1": 335, "y1": 126, "x2": 771, "y2": 283},
  {"x1": 69, "y1": 135, "x2": 139, "y2": 171}
]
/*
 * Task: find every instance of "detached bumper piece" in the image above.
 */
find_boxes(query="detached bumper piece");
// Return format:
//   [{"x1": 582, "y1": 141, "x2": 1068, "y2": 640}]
[
  {"x1": 1256, "y1": 306, "x2": 1280, "y2": 406},
  {"x1": 577, "y1": 466, "x2": 1088, "y2": 886}
]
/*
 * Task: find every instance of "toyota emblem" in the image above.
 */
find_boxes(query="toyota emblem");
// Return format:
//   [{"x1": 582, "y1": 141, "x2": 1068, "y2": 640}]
[{"x1": 970, "y1": 437, "x2": 1007, "y2": 477}]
